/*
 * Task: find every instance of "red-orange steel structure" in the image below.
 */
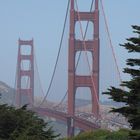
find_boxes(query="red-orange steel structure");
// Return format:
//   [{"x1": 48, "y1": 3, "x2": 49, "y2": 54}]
[
  {"x1": 13, "y1": 0, "x2": 127, "y2": 137},
  {"x1": 16, "y1": 39, "x2": 34, "y2": 107},
  {"x1": 15, "y1": 0, "x2": 100, "y2": 137},
  {"x1": 68, "y1": 0, "x2": 99, "y2": 136}
]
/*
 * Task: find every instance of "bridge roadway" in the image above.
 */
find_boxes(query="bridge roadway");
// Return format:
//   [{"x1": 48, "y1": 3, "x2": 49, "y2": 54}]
[{"x1": 32, "y1": 107, "x2": 101, "y2": 131}]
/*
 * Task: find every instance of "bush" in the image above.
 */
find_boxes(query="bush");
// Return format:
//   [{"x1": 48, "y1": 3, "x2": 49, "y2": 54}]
[{"x1": 60, "y1": 129, "x2": 130, "y2": 140}]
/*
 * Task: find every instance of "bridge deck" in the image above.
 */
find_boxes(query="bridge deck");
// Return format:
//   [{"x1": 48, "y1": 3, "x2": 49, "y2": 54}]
[{"x1": 33, "y1": 107, "x2": 100, "y2": 131}]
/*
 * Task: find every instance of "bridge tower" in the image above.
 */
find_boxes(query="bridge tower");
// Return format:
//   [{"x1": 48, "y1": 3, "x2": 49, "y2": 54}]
[
  {"x1": 16, "y1": 39, "x2": 34, "y2": 108},
  {"x1": 68, "y1": 0, "x2": 99, "y2": 136}
]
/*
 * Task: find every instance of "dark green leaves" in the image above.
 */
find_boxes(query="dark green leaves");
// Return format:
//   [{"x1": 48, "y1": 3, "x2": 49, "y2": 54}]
[{"x1": 0, "y1": 104, "x2": 58, "y2": 140}]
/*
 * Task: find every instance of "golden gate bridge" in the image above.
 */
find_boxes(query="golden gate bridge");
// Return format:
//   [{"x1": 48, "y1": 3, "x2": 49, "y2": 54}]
[{"x1": 12, "y1": 0, "x2": 129, "y2": 137}]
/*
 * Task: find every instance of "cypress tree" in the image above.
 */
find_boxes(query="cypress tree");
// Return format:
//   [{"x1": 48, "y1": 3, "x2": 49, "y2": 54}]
[{"x1": 103, "y1": 25, "x2": 140, "y2": 132}]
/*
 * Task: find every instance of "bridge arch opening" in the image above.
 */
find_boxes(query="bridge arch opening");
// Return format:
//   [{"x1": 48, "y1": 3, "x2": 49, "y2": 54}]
[
  {"x1": 20, "y1": 45, "x2": 31, "y2": 55},
  {"x1": 75, "y1": 87, "x2": 92, "y2": 115},
  {"x1": 21, "y1": 60, "x2": 31, "y2": 71},
  {"x1": 21, "y1": 76, "x2": 30, "y2": 89},
  {"x1": 75, "y1": 21, "x2": 94, "y2": 40},
  {"x1": 74, "y1": 0, "x2": 95, "y2": 12},
  {"x1": 21, "y1": 93, "x2": 31, "y2": 106},
  {"x1": 75, "y1": 51, "x2": 93, "y2": 76}
]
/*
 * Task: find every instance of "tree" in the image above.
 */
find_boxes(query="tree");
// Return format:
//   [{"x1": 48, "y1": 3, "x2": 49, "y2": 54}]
[
  {"x1": 0, "y1": 104, "x2": 58, "y2": 140},
  {"x1": 103, "y1": 25, "x2": 140, "y2": 139},
  {"x1": 60, "y1": 129, "x2": 129, "y2": 140}
]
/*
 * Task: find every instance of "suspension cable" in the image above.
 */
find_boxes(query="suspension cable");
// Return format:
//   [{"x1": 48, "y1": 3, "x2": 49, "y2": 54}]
[
  {"x1": 100, "y1": 0, "x2": 126, "y2": 124},
  {"x1": 100, "y1": 0, "x2": 123, "y2": 85},
  {"x1": 34, "y1": 50, "x2": 46, "y2": 106},
  {"x1": 53, "y1": 0, "x2": 95, "y2": 108},
  {"x1": 38, "y1": 0, "x2": 70, "y2": 107},
  {"x1": 53, "y1": 91, "x2": 68, "y2": 108}
]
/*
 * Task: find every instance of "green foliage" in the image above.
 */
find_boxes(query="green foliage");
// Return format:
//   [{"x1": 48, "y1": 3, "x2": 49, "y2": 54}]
[
  {"x1": 105, "y1": 129, "x2": 129, "y2": 140},
  {"x1": 72, "y1": 129, "x2": 109, "y2": 140},
  {"x1": 60, "y1": 129, "x2": 129, "y2": 140},
  {"x1": 0, "y1": 104, "x2": 58, "y2": 140},
  {"x1": 129, "y1": 130, "x2": 140, "y2": 140},
  {"x1": 103, "y1": 25, "x2": 140, "y2": 130},
  {"x1": 103, "y1": 25, "x2": 140, "y2": 139}
]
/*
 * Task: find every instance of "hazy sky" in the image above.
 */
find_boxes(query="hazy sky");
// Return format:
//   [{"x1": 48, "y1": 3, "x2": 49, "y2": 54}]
[{"x1": 0, "y1": 0, "x2": 140, "y2": 101}]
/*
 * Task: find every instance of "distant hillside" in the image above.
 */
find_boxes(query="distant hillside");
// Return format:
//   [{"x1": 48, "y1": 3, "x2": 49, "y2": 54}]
[
  {"x1": 76, "y1": 98, "x2": 125, "y2": 108},
  {"x1": 0, "y1": 81, "x2": 15, "y2": 105},
  {"x1": 100, "y1": 100, "x2": 125, "y2": 107},
  {"x1": 75, "y1": 98, "x2": 91, "y2": 107}
]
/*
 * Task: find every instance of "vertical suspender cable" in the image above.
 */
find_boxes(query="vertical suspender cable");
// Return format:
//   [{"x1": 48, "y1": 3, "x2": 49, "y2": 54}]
[
  {"x1": 100, "y1": 0, "x2": 123, "y2": 85},
  {"x1": 38, "y1": 0, "x2": 70, "y2": 107},
  {"x1": 33, "y1": 50, "x2": 46, "y2": 107}
]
